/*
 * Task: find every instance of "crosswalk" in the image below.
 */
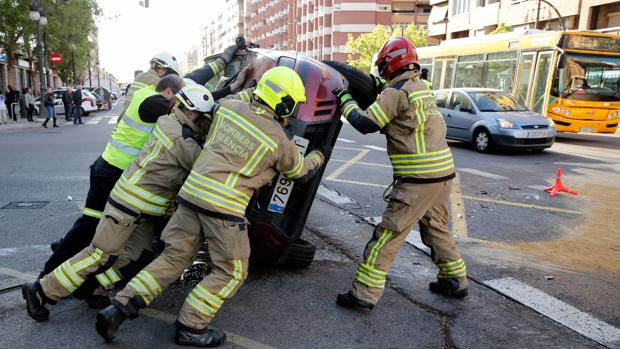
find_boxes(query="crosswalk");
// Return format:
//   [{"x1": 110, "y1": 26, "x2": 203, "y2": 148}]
[{"x1": 68, "y1": 115, "x2": 118, "y2": 126}]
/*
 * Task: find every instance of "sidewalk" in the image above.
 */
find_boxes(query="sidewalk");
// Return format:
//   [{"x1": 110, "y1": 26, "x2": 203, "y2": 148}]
[{"x1": 0, "y1": 116, "x2": 72, "y2": 132}]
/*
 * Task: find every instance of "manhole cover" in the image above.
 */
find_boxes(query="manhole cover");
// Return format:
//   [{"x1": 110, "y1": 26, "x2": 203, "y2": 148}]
[{"x1": 2, "y1": 201, "x2": 49, "y2": 209}]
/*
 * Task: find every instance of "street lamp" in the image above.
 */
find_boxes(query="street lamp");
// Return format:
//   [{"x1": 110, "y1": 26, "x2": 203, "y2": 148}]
[
  {"x1": 29, "y1": 0, "x2": 47, "y2": 118},
  {"x1": 533, "y1": 0, "x2": 566, "y2": 31},
  {"x1": 69, "y1": 40, "x2": 77, "y2": 85}
]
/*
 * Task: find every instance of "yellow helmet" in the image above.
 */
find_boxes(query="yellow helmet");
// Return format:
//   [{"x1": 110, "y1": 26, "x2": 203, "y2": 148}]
[{"x1": 253, "y1": 66, "x2": 306, "y2": 118}]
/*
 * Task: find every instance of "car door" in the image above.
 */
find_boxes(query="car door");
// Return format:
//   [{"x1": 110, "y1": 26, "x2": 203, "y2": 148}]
[
  {"x1": 446, "y1": 91, "x2": 476, "y2": 140},
  {"x1": 53, "y1": 92, "x2": 64, "y2": 115}
]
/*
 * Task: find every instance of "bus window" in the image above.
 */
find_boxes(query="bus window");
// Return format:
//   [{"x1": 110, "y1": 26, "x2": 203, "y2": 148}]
[
  {"x1": 531, "y1": 51, "x2": 553, "y2": 114},
  {"x1": 420, "y1": 58, "x2": 432, "y2": 79},
  {"x1": 484, "y1": 52, "x2": 517, "y2": 91},
  {"x1": 556, "y1": 54, "x2": 620, "y2": 101},
  {"x1": 443, "y1": 59, "x2": 456, "y2": 88},
  {"x1": 455, "y1": 54, "x2": 484, "y2": 88},
  {"x1": 433, "y1": 59, "x2": 445, "y2": 90},
  {"x1": 515, "y1": 53, "x2": 535, "y2": 106}
]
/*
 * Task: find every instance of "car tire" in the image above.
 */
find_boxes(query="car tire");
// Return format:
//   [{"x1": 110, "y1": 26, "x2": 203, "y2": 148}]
[
  {"x1": 321, "y1": 60, "x2": 378, "y2": 110},
  {"x1": 82, "y1": 108, "x2": 88, "y2": 116},
  {"x1": 473, "y1": 128, "x2": 493, "y2": 153},
  {"x1": 281, "y1": 238, "x2": 316, "y2": 269}
]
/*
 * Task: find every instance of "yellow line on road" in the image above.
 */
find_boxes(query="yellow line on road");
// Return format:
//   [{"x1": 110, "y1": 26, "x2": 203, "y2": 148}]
[
  {"x1": 326, "y1": 149, "x2": 370, "y2": 180},
  {"x1": 326, "y1": 178, "x2": 387, "y2": 188},
  {"x1": 333, "y1": 146, "x2": 365, "y2": 151},
  {"x1": 450, "y1": 174, "x2": 469, "y2": 239},
  {"x1": 0, "y1": 266, "x2": 277, "y2": 349},
  {"x1": 462, "y1": 195, "x2": 582, "y2": 214}
]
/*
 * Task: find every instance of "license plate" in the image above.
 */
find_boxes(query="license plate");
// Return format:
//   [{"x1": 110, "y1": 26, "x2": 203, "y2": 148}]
[
  {"x1": 526, "y1": 130, "x2": 548, "y2": 138},
  {"x1": 579, "y1": 128, "x2": 595, "y2": 133},
  {"x1": 267, "y1": 136, "x2": 310, "y2": 213}
]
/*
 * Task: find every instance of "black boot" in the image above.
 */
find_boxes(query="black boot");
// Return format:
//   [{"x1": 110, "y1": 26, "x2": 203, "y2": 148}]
[
  {"x1": 96, "y1": 302, "x2": 128, "y2": 343},
  {"x1": 175, "y1": 321, "x2": 227, "y2": 347},
  {"x1": 429, "y1": 278, "x2": 469, "y2": 298},
  {"x1": 53, "y1": 119, "x2": 59, "y2": 127},
  {"x1": 21, "y1": 281, "x2": 50, "y2": 322},
  {"x1": 42, "y1": 119, "x2": 48, "y2": 128},
  {"x1": 336, "y1": 291, "x2": 374, "y2": 310}
]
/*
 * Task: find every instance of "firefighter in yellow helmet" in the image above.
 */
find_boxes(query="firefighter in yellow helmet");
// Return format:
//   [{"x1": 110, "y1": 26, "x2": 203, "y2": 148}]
[
  {"x1": 22, "y1": 84, "x2": 216, "y2": 322},
  {"x1": 333, "y1": 37, "x2": 468, "y2": 311},
  {"x1": 95, "y1": 66, "x2": 325, "y2": 347}
]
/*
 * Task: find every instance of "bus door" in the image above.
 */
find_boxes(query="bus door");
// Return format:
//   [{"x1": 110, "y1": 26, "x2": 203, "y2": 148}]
[
  {"x1": 514, "y1": 52, "x2": 536, "y2": 107},
  {"x1": 432, "y1": 58, "x2": 456, "y2": 90},
  {"x1": 530, "y1": 51, "x2": 554, "y2": 114}
]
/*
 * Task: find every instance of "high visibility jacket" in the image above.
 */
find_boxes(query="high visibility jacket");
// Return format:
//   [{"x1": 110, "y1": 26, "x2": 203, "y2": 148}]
[
  {"x1": 178, "y1": 99, "x2": 324, "y2": 219},
  {"x1": 341, "y1": 70, "x2": 455, "y2": 182},
  {"x1": 108, "y1": 107, "x2": 205, "y2": 216},
  {"x1": 120, "y1": 68, "x2": 160, "y2": 119},
  {"x1": 102, "y1": 88, "x2": 160, "y2": 170}
]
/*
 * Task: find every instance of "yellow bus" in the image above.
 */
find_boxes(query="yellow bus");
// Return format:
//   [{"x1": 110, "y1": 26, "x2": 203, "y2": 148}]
[{"x1": 416, "y1": 30, "x2": 620, "y2": 133}]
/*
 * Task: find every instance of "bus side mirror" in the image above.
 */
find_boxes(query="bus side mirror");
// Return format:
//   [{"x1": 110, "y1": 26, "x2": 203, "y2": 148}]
[{"x1": 558, "y1": 54, "x2": 567, "y2": 69}]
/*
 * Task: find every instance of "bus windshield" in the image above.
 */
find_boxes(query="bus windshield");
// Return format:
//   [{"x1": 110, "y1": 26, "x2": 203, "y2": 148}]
[
  {"x1": 469, "y1": 91, "x2": 529, "y2": 112},
  {"x1": 555, "y1": 54, "x2": 620, "y2": 101}
]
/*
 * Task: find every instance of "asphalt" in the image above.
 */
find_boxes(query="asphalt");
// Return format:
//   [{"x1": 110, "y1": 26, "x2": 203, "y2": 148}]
[{"x1": 0, "y1": 99, "x2": 617, "y2": 348}]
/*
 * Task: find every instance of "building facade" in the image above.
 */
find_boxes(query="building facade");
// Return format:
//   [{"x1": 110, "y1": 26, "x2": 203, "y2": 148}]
[
  {"x1": 204, "y1": 0, "x2": 245, "y2": 56},
  {"x1": 245, "y1": 0, "x2": 432, "y2": 62},
  {"x1": 428, "y1": 0, "x2": 620, "y2": 40}
]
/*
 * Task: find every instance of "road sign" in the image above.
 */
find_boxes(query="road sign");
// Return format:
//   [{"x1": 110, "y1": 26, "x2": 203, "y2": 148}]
[{"x1": 50, "y1": 52, "x2": 62, "y2": 65}]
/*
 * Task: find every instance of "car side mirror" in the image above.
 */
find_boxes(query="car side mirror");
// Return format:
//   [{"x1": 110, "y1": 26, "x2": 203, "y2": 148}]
[{"x1": 460, "y1": 106, "x2": 474, "y2": 114}]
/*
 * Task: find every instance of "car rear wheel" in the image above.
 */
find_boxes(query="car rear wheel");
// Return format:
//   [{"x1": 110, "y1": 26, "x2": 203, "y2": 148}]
[
  {"x1": 281, "y1": 238, "x2": 316, "y2": 269},
  {"x1": 473, "y1": 129, "x2": 493, "y2": 153},
  {"x1": 321, "y1": 60, "x2": 378, "y2": 110}
]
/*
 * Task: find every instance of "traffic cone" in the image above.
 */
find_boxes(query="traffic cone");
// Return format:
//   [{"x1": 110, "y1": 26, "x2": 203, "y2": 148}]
[{"x1": 544, "y1": 167, "x2": 577, "y2": 197}]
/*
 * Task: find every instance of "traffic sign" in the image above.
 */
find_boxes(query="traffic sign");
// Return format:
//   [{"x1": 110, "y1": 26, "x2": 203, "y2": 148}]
[{"x1": 50, "y1": 52, "x2": 62, "y2": 65}]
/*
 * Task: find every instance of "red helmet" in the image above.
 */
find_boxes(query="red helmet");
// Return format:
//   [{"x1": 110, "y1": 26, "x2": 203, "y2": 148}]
[{"x1": 374, "y1": 37, "x2": 419, "y2": 79}]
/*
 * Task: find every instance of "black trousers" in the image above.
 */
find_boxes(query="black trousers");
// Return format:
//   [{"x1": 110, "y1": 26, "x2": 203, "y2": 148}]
[
  {"x1": 64, "y1": 104, "x2": 72, "y2": 120},
  {"x1": 39, "y1": 156, "x2": 123, "y2": 278}
]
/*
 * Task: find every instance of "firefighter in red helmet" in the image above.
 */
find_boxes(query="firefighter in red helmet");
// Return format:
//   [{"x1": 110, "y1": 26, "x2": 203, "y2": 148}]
[{"x1": 333, "y1": 37, "x2": 468, "y2": 310}]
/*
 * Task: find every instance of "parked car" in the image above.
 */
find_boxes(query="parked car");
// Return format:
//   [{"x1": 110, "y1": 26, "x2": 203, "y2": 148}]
[
  {"x1": 34, "y1": 89, "x2": 98, "y2": 116},
  {"x1": 434, "y1": 88, "x2": 556, "y2": 152},
  {"x1": 90, "y1": 91, "x2": 104, "y2": 109}
]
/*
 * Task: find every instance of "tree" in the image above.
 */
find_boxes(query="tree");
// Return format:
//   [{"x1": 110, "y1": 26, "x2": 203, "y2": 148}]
[
  {"x1": 491, "y1": 23, "x2": 512, "y2": 35},
  {"x1": 346, "y1": 24, "x2": 428, "y2": 73}
]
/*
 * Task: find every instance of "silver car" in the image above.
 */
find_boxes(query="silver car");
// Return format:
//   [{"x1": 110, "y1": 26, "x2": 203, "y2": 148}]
[{"x1": 434, "y1": 88, "x2": 556, "y2": 152}]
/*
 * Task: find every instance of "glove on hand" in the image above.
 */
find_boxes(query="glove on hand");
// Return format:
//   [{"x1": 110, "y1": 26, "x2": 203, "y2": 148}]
[
  {"x1": 369, "y1": 74, "x2": 385, "y2": 93},
  {"x1": 333, "y1": 88, "x2": 354, "y2": 107},
  {"x1": 221, "y1": 44, "x2": 239, "y2": 64}
]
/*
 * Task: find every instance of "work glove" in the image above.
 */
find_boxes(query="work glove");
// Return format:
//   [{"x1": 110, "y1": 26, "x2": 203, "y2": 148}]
[
  {"x1": 333, "y1": 88, "x2": 354, "y2": 108},
  {"x1": 369, "y1": 74, "x2": 385, "y2": 93},
  {"x1": 220, "y1": 44, "x2": 239, "y2": 64}
]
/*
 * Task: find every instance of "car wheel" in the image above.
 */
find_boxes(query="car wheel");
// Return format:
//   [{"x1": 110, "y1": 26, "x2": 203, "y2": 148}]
[
  {"x1": 82, "y1": 108, "x2": 88, "y2": 116},
  {"x1": 473, "y1": 129, "x2": 493, "y2": 153},
  {"x1": 281, "y1": 238, "x2": 315, "y2": 269},
  {"x1": 321, "y1": 60, "x2": 378, "y2": 110}
]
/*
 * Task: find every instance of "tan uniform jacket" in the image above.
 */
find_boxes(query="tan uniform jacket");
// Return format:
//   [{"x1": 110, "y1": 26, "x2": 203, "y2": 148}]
[
  {"x1": 109, "y1": 106, "x2": 205, "y2": 216},
  {"x1": 178, "y1": 99, "x2": 324, "y2": 219},
  {"x1": 342, "y1": 71, "x2": 455, "y2": 182}
]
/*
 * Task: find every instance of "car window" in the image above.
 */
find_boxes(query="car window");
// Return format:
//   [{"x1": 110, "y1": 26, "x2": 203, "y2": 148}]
[
  {"x1": 448, "y1": 92, "x2": 471, "y2": 111},
  {"x1": 434, "y1": 90, "x2": 449, "y2": 108},
  {"x1": 470, "y1": 91, "x2": 528, "y2": 112}
]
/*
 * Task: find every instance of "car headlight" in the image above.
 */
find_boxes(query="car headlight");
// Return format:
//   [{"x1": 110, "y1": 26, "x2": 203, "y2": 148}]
[
  {"x1": 548, "y1": 119, "x2": 556, "y2": 128},
  {"x1": 608, "y1": 111, "x2": 620, "y2": 119},
  {"x1": 496, "y1": 118, "x2": 517, "y2": 129}
]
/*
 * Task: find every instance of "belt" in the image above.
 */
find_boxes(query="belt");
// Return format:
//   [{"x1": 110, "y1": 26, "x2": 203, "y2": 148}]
[{"x1": 393, "y1": 173, "x2": 456, "y2": 184}]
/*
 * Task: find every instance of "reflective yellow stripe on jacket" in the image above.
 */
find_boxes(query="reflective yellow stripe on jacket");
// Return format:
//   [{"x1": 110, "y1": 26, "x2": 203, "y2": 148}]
[
  {"x1": 112, "y1": 175, "x2": 171, "y2": 215},
  {"x1": 180, "y1": 171, "x2": 251, "y2": 216},
  {"x1": 389, "y1": 148, "x2": 454, "y2": 176}
]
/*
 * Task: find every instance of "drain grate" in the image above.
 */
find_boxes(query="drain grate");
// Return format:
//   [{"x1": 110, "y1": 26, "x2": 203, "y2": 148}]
[{"x1": 2, "y1": 201, "x2": 49, "y2": 209}]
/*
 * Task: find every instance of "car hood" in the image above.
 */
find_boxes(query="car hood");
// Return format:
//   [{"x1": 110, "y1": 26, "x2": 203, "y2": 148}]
[{"x1": 483, "y1": 110, "x2": 549, "y2": 126}]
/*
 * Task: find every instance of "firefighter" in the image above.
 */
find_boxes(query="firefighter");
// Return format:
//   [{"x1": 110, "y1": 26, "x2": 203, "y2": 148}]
[
  {"x1": 95, "y1": 66, "x2": 325, "y2": 347},
  {"x1": 22, "y1": 84, "x2": 215, "y2": 322},
  {"x1": 332, "y1": 37, "x2": 468, "y2": 310}
]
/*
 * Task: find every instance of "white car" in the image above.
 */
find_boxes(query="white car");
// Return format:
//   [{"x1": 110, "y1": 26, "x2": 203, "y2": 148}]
[{"x1": 34, "y1": 89, "x2": 98, "y2": 116}]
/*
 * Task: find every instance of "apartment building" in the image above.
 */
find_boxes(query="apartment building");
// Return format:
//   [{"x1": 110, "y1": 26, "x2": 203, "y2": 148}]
[
  {"x1": 246, "y1": 0, "x2": 432, "y2": 62},
  {"x1": 428, "y1": 0, "x2": 620, "y2": 40},
  {"x1": 204, "y1": 0, "x2": 245, "y2": 56}
]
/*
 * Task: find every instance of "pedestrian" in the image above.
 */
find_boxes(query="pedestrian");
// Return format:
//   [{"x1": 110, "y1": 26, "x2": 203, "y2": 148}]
[
  {"x1": 5, "y1": 85, "x2": 19, "y2": 121},
  {"x1": 333, "y1": 37, "x2": 468, "y2": 311},
  {"x1": 420, "y1": 68, "x2": 432, "y2": 89},
  {"x1": 25, "y1": 88, "x2": 35, "y2": 122},
  {"x1": 62, "y1": 86, "x2": 73, "y2": 121},
  {"x1": 72, "y1": 84, "x2": 84, "y2": 124},
  {"x1": 42, "y1": 87, "x2": 58, "y2": 128},
  {"x1": 22, "y1": 84, "x2": 215, "y2": 323},
  {"x1": 95, "y1": 67, "x2": 325, "y2": 347},
  {"x1": 0, "y1": 90, "x2": 7, "y2": 124}
]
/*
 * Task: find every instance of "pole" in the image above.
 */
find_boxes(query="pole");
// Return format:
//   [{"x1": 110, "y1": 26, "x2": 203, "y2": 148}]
[
  {"x1": 88, "y1": 58, "x2": 92, "y2": 88},
  {"x1": 71, "y1": 49, "x2": 77, "y2": 85},
  {"x1": 44, "y1": 27, "x2": 50, "y2": 87},
  {"x1": 534, "y1": 0, "x2": 540, "y2": 30},
  {"x1": 36, "y1": 21, "x2": 47, "y2": 118}
]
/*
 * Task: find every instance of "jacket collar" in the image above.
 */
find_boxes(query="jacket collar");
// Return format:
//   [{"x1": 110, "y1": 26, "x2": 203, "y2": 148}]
[
  {"x1": 172, "y1": 106, "x2": 199, "y2": 134},
  {"x1": 250, "y1": 99, "x2": 276, "y2": 120},
  {"x1": 388, "y1": 70, "x2": 418, "y2": 87}
]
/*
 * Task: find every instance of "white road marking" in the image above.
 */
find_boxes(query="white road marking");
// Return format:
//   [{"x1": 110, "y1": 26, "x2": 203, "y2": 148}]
[
  {"x1": 108, "y1": 117, "x2": 118, "y2": 124},
  {"x1": 317, "y1": 185, "x2": 356, "y2": 205},
  {"x1": 528, "y1": 185, "x2": 548, "y2": 191},
  {"x1": 340, "y1": 116, "x2": 349, "y2": 125},
  {"x1": 337, "y1": 137, "x2": 355, "y2": 143},
  {"x1": 85, "y1": 120, "x2": 100, "y2": 125},
  {"x1": 458, "y1": 168, "x2": 508, "y2": 180},
  {"x1": 484, "y1": 277, "x2": 620, "y2": 348},
  {"x1": 364, "y1": 145, "x2": 387, "y2": 151},
  {"x1": 0, "y1": 244, "x2": 48, "y2": 257}
]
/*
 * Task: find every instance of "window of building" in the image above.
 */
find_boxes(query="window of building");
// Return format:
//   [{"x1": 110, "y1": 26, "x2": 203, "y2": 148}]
[{"x1": 452, "y1": 0, "x2": 471, "y2": 16}]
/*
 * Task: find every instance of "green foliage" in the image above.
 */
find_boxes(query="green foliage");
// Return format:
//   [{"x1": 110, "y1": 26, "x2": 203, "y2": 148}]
[
  {"x1": 346, "y1": 24, "x2": 428, "y2": 73},
  {"x1": 0, "y1": 0, "x2": 101, "y2": 83},
  {"x1": 491, "y1": 23, "x2": 512, "y2": 35}
]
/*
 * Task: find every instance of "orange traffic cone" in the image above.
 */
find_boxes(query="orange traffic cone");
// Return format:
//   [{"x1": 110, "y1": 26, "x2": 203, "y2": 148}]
[{"x1": 544, "y1": 167, "x2": 577, "y2": 197}]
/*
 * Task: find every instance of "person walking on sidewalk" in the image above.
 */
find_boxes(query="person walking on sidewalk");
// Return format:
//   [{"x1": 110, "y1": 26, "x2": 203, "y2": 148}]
[
  {"x1": 25, "y1": 88, "x2": 35, "y2": 122},
  {"x1": 72, "y1": 85, "x2": 84, "y2": 124},
  {"x1": 63, "y1": 86, "x2": 73, "y2": 121},
  {"x1": 6, "y1": 85, "x2": 19, "y2": 121},
  {"x1": 0, "y1": 90, "x2": 7, "y2": 124},
  {"x1": 42, "y1": 87, "x2": 58, "y2": 128}
]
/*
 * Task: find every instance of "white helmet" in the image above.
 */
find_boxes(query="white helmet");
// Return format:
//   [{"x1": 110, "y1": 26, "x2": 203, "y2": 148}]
[
  {"x1": 176, "y1": 84, "x2": 215, "y2": 113},
  {"x1": 151, "y1": 52, "x2": 180, "y2": 75}
]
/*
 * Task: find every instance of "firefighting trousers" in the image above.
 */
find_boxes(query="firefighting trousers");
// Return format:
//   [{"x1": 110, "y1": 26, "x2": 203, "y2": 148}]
[
  {"x1": 40, "y1": 203, "x2": 157, "y2": 301},
  {"x1": 113, "y1": 203, "x2": 250, "y2": 330},
  {"x1": 351, "y1": 180, "x2": 467, "y2": 304},
  {"x1": 40, "y1": 156, "x2": 123, "y2": 278}
]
